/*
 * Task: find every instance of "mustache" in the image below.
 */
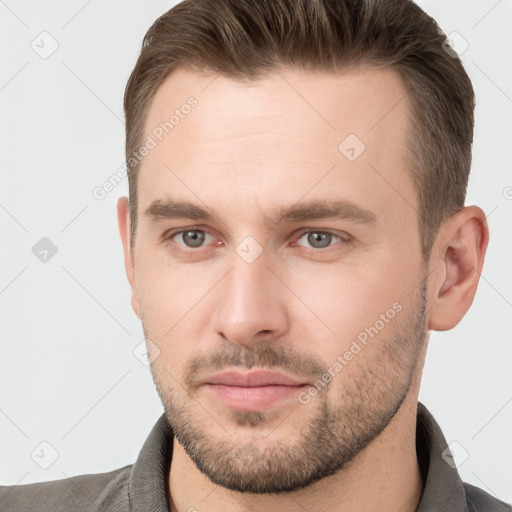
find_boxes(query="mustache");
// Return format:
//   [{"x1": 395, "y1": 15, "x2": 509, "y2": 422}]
[{"x1": 184, "y1": 340, "x2": 328, "y2": 391}]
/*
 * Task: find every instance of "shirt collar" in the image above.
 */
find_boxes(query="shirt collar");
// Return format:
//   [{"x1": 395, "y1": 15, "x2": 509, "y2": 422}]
[
  {"x1": 128, "y1": 413, "x2": 174, "y2": 511},
  {"x1": 415, "y1": 402, "x2": 468, "y2": 511},
  {"x1": 128, "y1": 402, "x2": 468, "y2": 511}
]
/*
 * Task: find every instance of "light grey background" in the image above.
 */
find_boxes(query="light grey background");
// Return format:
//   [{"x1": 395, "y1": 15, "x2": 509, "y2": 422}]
[{"x1": 1, "y1": 0, "x2": 511, "y2": 504}]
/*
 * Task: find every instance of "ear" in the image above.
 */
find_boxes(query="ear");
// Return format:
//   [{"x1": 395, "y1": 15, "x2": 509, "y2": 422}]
[
  {"x1": 427, "y1": 206, "x2": 489, "y2": 331},
  {"x1": 117, "y1": 196, "x2": 141, "y2": 319}
]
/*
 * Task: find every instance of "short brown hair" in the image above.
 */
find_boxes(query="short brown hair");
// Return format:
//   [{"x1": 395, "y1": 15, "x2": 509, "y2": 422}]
[{"x1": 124, "y1": 0, "x2": 475, "y2": 258}]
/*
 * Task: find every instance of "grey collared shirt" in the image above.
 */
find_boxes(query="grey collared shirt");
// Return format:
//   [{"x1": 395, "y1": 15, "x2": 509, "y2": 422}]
[{"x1": 1, "y1": 402, "x2": 510, "y2": 511}]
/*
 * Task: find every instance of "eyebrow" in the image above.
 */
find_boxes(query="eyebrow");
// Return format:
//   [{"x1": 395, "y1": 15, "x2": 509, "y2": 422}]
[{"x1": 144, "y1": 198, "x2": 377, "y2": 227}]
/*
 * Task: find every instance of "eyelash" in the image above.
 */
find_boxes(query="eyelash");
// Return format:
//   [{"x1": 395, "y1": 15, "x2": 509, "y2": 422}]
[{"x1": 163, "y1": 227, "x2": 351, "y2": 253}]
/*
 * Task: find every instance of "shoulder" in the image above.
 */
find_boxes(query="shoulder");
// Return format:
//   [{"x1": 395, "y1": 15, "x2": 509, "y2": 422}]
[
  {"x1": 465, "y1": 483, "x2": 512, "y2": 511},
  {"x1": 0, "y1": 465, "x2": 132, "y2": 512}
]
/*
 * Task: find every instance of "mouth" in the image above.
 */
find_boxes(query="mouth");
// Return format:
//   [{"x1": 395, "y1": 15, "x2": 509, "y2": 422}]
[{"x1": 200, "y1": 370, "x2": 310, "y2": 411}]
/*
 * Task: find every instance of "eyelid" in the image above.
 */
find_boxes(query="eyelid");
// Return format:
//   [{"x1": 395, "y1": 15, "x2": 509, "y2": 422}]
[
  {"x1": 293, "y1": 227, "x2": 351, "y2": 240},
  {"x1": 292, "y1": 228, "x2": 352, "y2": 249},
  {"x1": 163, "y1": 225, "x2": 214, "y2": 236},
  {"x1": 164, "y1": 226, "x2": 220, "y2": 248}
]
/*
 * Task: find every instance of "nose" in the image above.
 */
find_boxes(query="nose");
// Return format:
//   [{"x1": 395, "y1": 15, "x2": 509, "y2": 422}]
[{"x1": 212, "y1": 245, "x2": 290, "y2": 346}]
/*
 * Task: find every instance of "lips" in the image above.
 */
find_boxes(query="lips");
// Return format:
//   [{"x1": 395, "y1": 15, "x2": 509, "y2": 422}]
[
  {"x1": 200, "y1": 370, "x2": 309, "y2": 411},
  {"x1": 202, "y1": 370, "x2": 306, "y2": 387}
]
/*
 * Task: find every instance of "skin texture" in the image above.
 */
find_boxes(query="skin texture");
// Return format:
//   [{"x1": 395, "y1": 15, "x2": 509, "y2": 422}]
[{"x1": 117, "y1": 66, "x2": 489, "y2": 512}]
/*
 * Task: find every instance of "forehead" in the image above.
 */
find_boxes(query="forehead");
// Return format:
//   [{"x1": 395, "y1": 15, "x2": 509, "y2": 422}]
[
  {"x1": 136, "y1": 65, "x2": 416, "y2": 229},
  {"x1": 143, "y1": 65, "x2": 410, "y2": 148}
]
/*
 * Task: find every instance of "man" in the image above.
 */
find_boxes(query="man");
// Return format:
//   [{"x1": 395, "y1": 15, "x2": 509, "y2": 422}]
[{"x1": 1, "y1": 0, "x2": 510, "y2": 510}]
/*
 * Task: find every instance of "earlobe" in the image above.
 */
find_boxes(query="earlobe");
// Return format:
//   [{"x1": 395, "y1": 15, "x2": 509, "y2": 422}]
[
  {"x1": 116, "y1": 196, "x2": 141, "y2": 319},
  {"x1": 428, "y1": 206, "x2": 489, "y2": 331}
]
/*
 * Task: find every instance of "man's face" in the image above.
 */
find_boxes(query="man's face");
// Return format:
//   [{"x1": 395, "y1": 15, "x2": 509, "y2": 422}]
[{"x1": 128, "y1": 66, "x2": 428, "y2": 492}]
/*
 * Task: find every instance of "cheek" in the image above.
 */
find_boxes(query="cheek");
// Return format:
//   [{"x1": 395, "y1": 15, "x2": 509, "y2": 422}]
[
  {"x1": 294, "y1": 260, "x2": 404, "y2": 320},
  {"x1": 134, "y1": 244, "x2": 198, "y2": 320},
  {"x1": 133, "y1": 252, "x2": 216, "y2": 367},
  {"x1": 284, "y1": 256, "x2": 417, "y2": 364}
]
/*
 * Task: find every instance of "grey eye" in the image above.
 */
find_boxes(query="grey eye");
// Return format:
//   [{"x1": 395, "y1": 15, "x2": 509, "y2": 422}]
[
  {"x1": 177, "y1": 230, "x2": 207, "y2": 248},
  {"x1": 296, "y1": 231, "x2": 341, "y2": 249}
]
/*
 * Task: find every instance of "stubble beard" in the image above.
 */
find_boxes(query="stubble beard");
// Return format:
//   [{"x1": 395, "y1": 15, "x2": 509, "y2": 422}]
[{"x1": 147, "y1": 283, "x2": 427, "y2": 494}]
